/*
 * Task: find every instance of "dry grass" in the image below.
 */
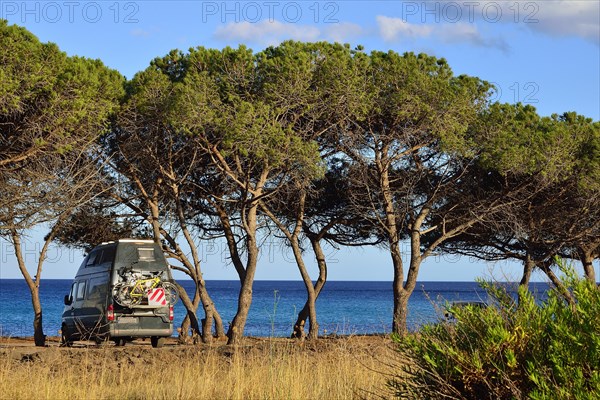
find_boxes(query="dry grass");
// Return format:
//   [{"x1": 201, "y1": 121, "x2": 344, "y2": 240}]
[{"x1": 0, "y1": 335, "x2": 397, "y2": 400}]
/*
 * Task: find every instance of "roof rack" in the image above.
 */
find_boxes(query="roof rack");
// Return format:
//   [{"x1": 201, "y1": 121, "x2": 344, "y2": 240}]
[
  {"x1": 98, "y1": 238, "x2": 155, "y2": 246},
  {"x1": 117, "y1": 238, "x2": 155, "y2": 243}
]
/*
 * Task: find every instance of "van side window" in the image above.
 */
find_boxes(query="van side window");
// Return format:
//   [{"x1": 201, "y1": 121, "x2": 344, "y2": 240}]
[
  {"x1": 88, "y1": 277, "x2": 108, "y2": 302},
  {"x1": 69, "y1": 282, "x2": 76, "y2": 302},
  {"x1": 78, "y1": 254, "x2": 90, "y2": 270},
  {"x1": 86, "y1": 251, "x2": 99, "y2": 267},
  {"x1": 100, "y1": 246, "x2": 116, "y2": 264},
  {"x1": 76, "y1": 281, "x2": 86, "y2": 301}
]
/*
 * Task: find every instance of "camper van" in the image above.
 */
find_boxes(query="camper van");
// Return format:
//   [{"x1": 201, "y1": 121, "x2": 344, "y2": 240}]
[{"x1": 61, "y1": 239, "x2": 177, "y2": 348}]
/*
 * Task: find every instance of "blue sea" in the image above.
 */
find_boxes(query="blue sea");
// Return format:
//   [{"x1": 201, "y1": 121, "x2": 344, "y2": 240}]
[{"x1": 0, "y1": 279, "x2": 550, "y2": 338}]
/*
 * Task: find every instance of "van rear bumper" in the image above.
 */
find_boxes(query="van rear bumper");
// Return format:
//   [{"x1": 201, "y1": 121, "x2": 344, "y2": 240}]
[
  {"x1": 110, "y1": 327, "x2": 172, "y2": 337},
  {"x1": 110, "y1": 316, "x2": 173, "y2": 338}
]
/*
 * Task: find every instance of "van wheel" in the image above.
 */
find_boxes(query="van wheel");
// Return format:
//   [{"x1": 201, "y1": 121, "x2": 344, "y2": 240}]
[
  {"x1": 60, "y1": 327, "x2": 73, "y2": 347},
  {"x1": 114, "y1": 338, "x2": 127, "y2": 347},
  {"x1": 151, "y1": 336, "x2": 165, "y2": 348}
]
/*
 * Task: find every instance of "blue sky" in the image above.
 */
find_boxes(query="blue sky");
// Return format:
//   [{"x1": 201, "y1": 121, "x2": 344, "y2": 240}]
[{"x1": 0, "y1": 1, "x2": 599, "y2": 281}]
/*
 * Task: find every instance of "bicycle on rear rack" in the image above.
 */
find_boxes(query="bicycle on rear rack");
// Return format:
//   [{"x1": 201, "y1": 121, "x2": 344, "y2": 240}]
[{"x1": 112, "y1": 272, "x2": 178, "y2": 307}]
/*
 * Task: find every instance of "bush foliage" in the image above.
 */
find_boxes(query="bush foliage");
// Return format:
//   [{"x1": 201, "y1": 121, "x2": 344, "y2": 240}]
[{"x1": 390, "y1": 261, "x2": 600, "y2": 399}]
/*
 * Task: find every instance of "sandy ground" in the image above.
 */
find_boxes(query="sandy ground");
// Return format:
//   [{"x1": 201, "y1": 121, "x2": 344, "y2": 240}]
[
  {"x1": 0, "y1": 335, "x2": 183, "y2": 349},
  {"x1": 0, "y1": 334, "x2": 395, "y2": 360}
]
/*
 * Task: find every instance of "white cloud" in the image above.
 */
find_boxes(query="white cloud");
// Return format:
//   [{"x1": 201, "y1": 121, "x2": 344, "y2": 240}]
[
  {"x1": 391, "y1": 1, "x2": 598, "y2": 45},
  {"x1": 439, "y1": 23, "x2": 508, "y2": 52},
  {"x1": 438, "y1": 1, "x2": 599, "y2": 45},
  {"x1": 210, "y1": 1, "x2": 599, "y2": 51},
  {"x1": 214, "y1": 20, "x2": 321, "y2": 46},
  {"x1": 458, "y1": 0, "x2": 599, "y2": 45},
  {"x1": 531, "y1": 1, "x2": 599, "y2": 44},
  {"x1": 214, "y1": 20, "x2": 366, "y2": 46},
  {"x1": 376, "y1": 16, "x2": 507, "y2": 51},
  {"x1": 439, "y1": 23, "x2": 480, "y2": 42},
  {"x1": 376, "y1": 15, "x2": 433, "y2": 41}
]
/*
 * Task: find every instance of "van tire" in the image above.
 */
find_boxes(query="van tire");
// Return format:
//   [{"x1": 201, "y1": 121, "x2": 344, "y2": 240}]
[
  {"x1": 60, "y1": 326, "x2": 73, "y2": 347},
  {"x1": 114, "y1": 338, "x2": 127, "y2": 346},
  {"x1": 151, "y1": 336, "x2": 165, "y2": 348},
  {"x1": 95, "y1": 336, "x2": 109, "y2": 347}
]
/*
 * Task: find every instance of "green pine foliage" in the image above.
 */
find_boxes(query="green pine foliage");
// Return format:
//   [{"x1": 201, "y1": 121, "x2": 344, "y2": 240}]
[
  {"x1": 0, "y1": 19, "x2": 124, "y2": 163},
  {"x1": 389, "y1": 260, "x2": 600, "y2": 399}
]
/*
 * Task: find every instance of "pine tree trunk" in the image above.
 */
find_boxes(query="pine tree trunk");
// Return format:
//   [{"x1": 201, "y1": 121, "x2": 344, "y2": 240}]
[
  {"x1": 31, "y1": 288, "x2": 45, "y2": 347},
  {"x1": 393, "y1": 291, "x2": 410, "y2": 336},
  {"x1": 520, "y1": 254, "x2": 535, "y2": 288},
  {"x1": 223, "y1": 169, "x2": 267, "y2": 345},
  {"x1": 518, "y1": 254, "x2": 536, "y2": 304},
  {"x1": 580, "y1": 250, "x2": 596, "y2": 284},
  {"x1": 173, "y1": 282, "x2": 201, "y2": 337},
  {"x1": 391, "y1": 242, "x2": 406, "y2": 335},
  {"x1": 198, "y1": 278, "x2": 226, "y2": 341},
  {"x1": 179, "y1": 288, "x2": 200, "y2": 342},
  {"x1": 227, "y1": 269, "x2": 255, "y2": 345},
  {"x1": 292, "y1": 284, "x2": 325, "y2": 339},
  {"x1": 540, "y1": 262, "x2": 576, "y2": 308},
  {"x1": 290, "y1": 240, "x2": 319, "y2": 340},
  {"x1": 376, "y1": 154, "x2": 410, "y2": 336},
  {"x1": 11, "y1": 232, "x2": 46, "y2": 346},
  {"x1": 292, "y1": 236, "x2": 327, "y2": 339},
  {"x1": 227, "y1": 238, "x2": 258, "y2": 345},
  {"x1": 392, "y1": 226, "x2": 424, "y2": 336}
]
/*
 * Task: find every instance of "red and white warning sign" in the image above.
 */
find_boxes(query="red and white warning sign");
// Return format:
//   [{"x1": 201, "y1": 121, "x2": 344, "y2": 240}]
[{"x1": 148, "y1": 288, "x2": 167, "y2": 306}]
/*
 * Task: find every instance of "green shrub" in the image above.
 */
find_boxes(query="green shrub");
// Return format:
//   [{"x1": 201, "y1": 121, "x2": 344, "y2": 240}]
[{"x1": 389, "y1": 261, "x2": 600, "y2": 399}]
